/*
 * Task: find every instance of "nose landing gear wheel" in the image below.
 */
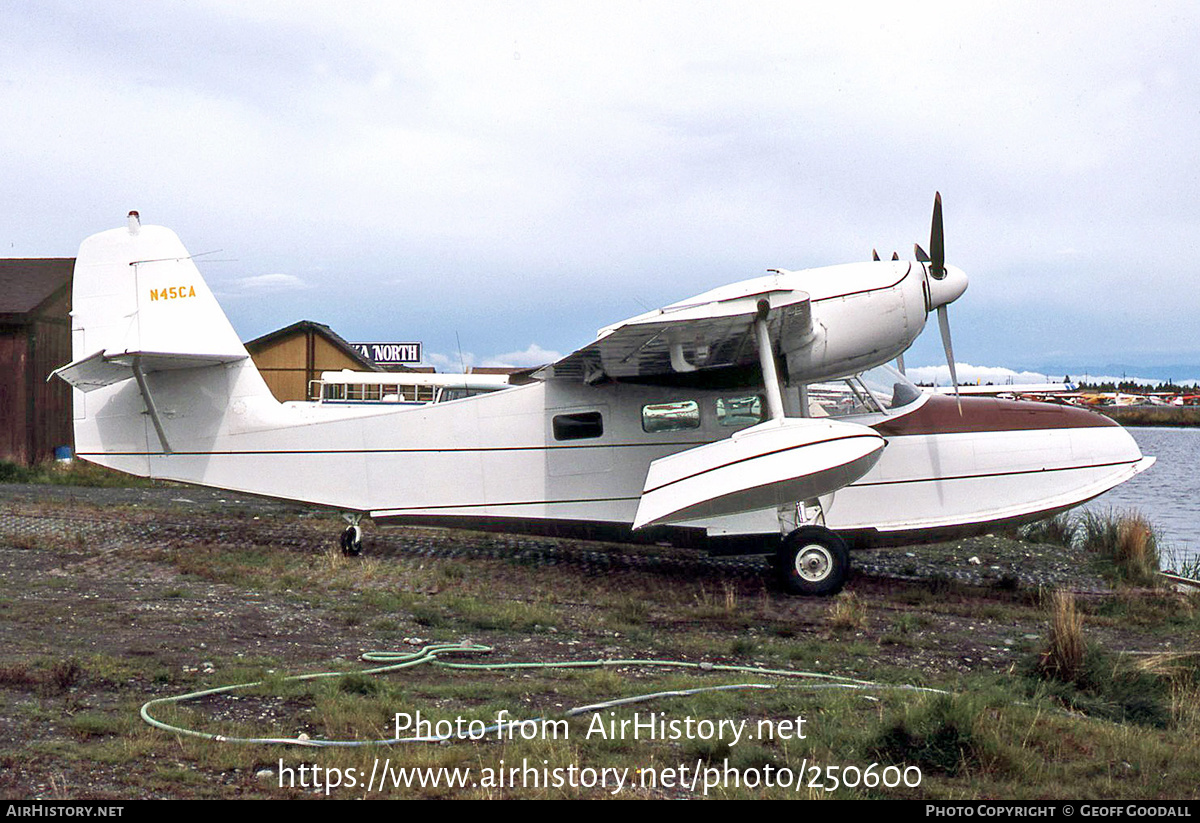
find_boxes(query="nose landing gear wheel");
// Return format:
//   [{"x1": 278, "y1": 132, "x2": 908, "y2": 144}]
[
  {"x1": 776, "y1": 525, "x2": 849, "y2": 596},
  {"x1": 340, "y1": 524, "x2": 363, "y2": 557}
]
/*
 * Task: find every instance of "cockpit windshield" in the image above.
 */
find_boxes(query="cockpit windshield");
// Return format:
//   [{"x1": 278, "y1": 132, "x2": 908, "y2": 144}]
[
  {"x1": 801, "y1": 364, "x2": 924, "y2": 419},
  {"x1": 858, "y1": 364, "x2": 924, "y2": 410}
]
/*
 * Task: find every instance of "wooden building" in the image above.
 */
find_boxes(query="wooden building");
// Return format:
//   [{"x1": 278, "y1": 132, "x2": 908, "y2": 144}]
[
  {"x1": 245, "y1": 320, "x2": 380, "y2": 402},
  {"x1": 0, "y1": 259, "x2": 74, "y2": 465}
]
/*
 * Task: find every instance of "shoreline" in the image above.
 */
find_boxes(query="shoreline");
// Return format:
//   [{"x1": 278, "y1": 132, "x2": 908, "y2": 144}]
[{"x1": 1094, "y1": 405, "x2": 1200, "y2": 427}]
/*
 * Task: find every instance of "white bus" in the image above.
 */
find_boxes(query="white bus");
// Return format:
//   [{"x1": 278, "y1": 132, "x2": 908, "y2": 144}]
[{"x1": 311, "y1": 370, "x2": 514, "y2": 405}]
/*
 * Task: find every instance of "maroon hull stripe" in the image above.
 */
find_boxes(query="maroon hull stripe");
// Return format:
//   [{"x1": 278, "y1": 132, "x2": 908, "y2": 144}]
[{"x1": 874, "y1": 395, "x2": 1116, "y2": 437}]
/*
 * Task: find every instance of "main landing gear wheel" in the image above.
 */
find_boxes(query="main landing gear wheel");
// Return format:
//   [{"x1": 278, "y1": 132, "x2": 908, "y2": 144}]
[
  {"x1": 340, "y1": 524, "x2": 363, "y2": 557},
  {"x1": 776, "y1": 525, "x2": 850, "y2": 596}
]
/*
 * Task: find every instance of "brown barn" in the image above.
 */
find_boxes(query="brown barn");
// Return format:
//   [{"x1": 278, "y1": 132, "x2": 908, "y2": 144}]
[
  {"x1": 0, "y1": 259, "x2": 74, "y2": 465},
  {"x1": 245, "y1": 320, "x2": 380, "y2": 402}
]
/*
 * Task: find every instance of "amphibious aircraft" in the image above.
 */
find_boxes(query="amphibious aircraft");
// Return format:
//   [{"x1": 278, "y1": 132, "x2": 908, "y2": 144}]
[{"x1": 52, "y1": 197, "x2": 1153, "y2": 595}]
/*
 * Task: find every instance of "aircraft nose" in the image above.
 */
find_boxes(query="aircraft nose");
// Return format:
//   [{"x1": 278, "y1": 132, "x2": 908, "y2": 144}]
[{"x1": 928, "y1": 264, "x2": 968, "y2": 309}]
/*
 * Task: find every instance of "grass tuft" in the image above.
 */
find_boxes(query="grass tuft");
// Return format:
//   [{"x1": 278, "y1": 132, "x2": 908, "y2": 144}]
[
  {"x1": 1079, "y1": 510, "x2": 1161, "y2": 587},
  {"x1": 1018, "y1": 513, "x2": 1077, "y2": 547},
  {"x1": 1028, "y1": 592, "x2": 1174, "y2": 728},
  {"x1": 1160, "y1": 545, "x2": 1200, "y2": 581},
  {"x1": 826, "y1": 591, "x2": 868, "y2": 631},
  {"x1": 1038, "y1": 590, "x2": 1085, "y2": 683},
  {"x1": 871, "y1": 694, "x2": 1006, "y2": 777}
]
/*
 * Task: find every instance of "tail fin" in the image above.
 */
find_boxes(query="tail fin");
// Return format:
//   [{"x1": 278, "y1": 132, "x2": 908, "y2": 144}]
[{"x1": 54, "y1": 212, "x2": 276, "y2": 475}]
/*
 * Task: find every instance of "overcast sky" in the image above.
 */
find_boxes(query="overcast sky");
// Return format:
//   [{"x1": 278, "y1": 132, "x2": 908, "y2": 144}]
[{"x1": 3, "y1": 1, "x2": 1197, "y2": 379}]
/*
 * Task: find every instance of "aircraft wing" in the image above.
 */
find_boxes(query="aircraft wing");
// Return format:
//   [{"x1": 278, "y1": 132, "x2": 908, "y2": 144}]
[{"x1": 536, "y1": 277, "x2": 815, "y2": 382}]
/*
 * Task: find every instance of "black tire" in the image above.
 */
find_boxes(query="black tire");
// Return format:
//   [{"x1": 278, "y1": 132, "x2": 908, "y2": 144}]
[
  {"x1": 340, "y1": 524, "x2": 363, "y2": 557},
  {"x1": 776, "y1": 526, "x2": 850, "y2": 596}
]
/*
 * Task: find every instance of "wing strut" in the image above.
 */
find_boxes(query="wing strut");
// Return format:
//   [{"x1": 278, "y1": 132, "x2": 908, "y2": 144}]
[{"x1": 754, "y1": 300, "x2": 786, "y2": 422}]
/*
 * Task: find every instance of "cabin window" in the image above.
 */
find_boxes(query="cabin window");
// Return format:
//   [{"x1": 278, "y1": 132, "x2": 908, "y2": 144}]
[
  {"x1": 716, "y1": 395, "x2": 764, "y2": 427},
  {"x1": 641, "y1": 400, "x2": 700, "y2": 433},
  {"x1": 553, "y1": 411, "x2": 604, "y2": 441}
]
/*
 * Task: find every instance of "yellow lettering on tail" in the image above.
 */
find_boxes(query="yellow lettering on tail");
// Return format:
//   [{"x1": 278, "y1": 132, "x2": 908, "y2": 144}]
[{"x1": 148, "y1": 284, "x2": 197, "y2": 302}]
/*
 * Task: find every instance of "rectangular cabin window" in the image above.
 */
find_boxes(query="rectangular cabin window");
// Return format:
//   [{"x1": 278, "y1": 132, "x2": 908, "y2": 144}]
[
  {"x1": 716, "y1": 395, "x2": 764, "y2": 427},
  {"x1": 553, "y1": 411, "x2": 604, "y2": 441},
  {"x1": 641, "y1": 400, "x2": 700, "y2": 433}
]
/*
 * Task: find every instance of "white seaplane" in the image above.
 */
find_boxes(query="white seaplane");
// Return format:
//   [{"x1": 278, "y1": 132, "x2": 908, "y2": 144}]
[{"x1": 52, "y1": 196, "x2": 1153, "y2": 595}]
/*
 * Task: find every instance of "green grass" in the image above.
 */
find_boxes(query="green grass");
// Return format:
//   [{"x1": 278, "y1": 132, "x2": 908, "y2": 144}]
[
  {"x1": 0, "y1": 459, "x2": 156, "y2": 487},
  {"x1": 1017, "y1": 509, "x2": 1166, "y2": 587},
  {"x1": 1016, "y1": 513, "x2": 1076, "y2": 547},
  {"x1": 1161, "y1": 545, "x2": 1200, "y2": 580},
  {"x1": 6, "y1": 507, "x2": 1200, "y2": 799}
]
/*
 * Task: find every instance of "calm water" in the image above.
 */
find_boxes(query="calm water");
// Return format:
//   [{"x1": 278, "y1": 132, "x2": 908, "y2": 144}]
[{"x1": 1081, "y1": 426, "x2": 1199, "y2": 567}]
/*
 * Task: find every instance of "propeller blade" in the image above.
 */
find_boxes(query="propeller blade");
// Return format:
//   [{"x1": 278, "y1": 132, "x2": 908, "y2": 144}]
[
  {"x1": 914, "y1": 243, "x2": 929, "y2": 263},
  {"x1": 872, "y1": 249, "x2": 880, "y2": 261},
  {"x1": 937, "y1": 304, "x2": 961, "y2": 414},
  {"x1": 895, "y1": 353, "x2": 906, "y2": 375},
  {"x1": 891, "y1": 251, "x2": 899, "y2": 261},
  {"x1": 930, "y1": 191, "x2": 945, "y2": 280}
]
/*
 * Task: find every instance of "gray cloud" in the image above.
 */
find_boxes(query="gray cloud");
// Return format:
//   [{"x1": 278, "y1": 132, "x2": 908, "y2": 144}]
[{"x1": 3, "y1": 1, "x2": 1197, "y2": 375}]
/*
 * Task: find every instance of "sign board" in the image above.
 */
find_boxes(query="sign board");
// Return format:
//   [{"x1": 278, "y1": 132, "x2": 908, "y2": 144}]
[{"x1": 352, "y1": 342, "x2": 423, "y2": 365}]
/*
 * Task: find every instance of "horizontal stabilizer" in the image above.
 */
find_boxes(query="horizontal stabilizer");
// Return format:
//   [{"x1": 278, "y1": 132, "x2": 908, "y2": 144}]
[
  {"x1": 633, "y1": 418, "x2": 884, "y2": 529},
  {"x1": 52, "y1": 349, "x2": 247, "y2": 393}
]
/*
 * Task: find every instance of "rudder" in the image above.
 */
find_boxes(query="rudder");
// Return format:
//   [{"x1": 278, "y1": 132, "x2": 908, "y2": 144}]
[{"x1": 55, "y1": 212, "x2": 276, "y2": 476}]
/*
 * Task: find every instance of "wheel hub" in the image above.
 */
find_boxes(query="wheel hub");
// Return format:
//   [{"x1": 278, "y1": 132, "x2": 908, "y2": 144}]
[{"x1": 794, "y1": 544, "x2": 833, "y2": 582}]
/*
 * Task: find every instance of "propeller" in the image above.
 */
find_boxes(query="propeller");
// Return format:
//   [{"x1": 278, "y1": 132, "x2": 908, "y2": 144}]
[
  {"x1": 929, "y1": 192, "x2": 946, "y2": 280},
  {"x1": 925, "y1": 192, "x2": 961, "y2": 412},
  {"x1": 937, "y1": 304, "x2": 961, "y2": 413}
]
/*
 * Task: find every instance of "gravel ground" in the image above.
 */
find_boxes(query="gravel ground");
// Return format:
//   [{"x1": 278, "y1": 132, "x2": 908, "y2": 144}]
[{"x1": 0, "y1": 482, "x2": 1113, "y2": 593}]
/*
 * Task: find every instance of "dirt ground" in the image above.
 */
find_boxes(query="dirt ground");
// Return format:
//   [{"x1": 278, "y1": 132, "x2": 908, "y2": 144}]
[{"x1": 0, "y1": 484, "x2": 1194, "y2": 799}]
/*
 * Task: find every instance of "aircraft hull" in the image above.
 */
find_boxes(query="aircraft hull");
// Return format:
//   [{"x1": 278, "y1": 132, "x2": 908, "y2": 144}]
[
  {"x1": 701, "y1": 395, "x2": 1152, "y2": 548},
  {"x1": 74, "y1": 366, "x2": 1149, "y2": 554},
  {"x1": 833, "y1": 395, "x2": 1153, "y2": 545}
]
